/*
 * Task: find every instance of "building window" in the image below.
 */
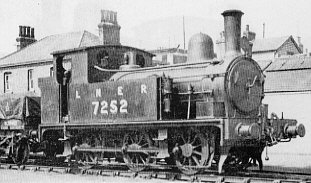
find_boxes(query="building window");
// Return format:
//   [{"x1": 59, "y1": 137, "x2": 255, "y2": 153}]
[
  {"x1": 50, "y1": 67, "x2": 54, "y2": 77},
  {"x1": 4, "y1": 72, "x2": 12, "y2": 93},
  {"x1": 28, "y1": 69, "x2": 34, "y2": 91}
]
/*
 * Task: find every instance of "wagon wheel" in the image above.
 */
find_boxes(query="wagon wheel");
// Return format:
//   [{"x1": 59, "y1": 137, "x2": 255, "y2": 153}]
[
  {"x1": 122, "y1": 132, "x2": 152, "y2": 172},
  {"x1": 12, "y1": 140, "x2": 30, "y2": 165},
  {"x1": 174, "y1": 130, "x2": 215, "y2": 175}
]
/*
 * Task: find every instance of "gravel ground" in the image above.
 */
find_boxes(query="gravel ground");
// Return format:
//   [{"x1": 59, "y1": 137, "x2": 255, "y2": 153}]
[{"x1": 0, "y1": 169, "x2": 182, "y2": 183}]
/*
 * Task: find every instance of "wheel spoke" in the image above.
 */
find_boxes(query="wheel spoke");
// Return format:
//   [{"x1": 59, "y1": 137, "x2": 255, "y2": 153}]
[
  {"x1": 90, "y1": 154, "x2": 97, "y2": 162},
  {"x1": 192, "y1": 156, "x2": 200, "y2": 166},
  {"x1": 187, "y1": 133, "x2": 191, "y2": 143},
  {"x1": 139, "y1": 155, "x2": 146, "y2": 164},
  {"x1": 135, "y1": 154, "x2": 139, "y2": 164},
  {"x1": 134, "y1": 134, "x2": 139, "y2": 143},
  {"x1": 192, "y1": 144, "x2": 201, "y2": 149},
  {"x1": 188, "y1": 157, "x2": 192, "y2": 166},
  {"x1": 85, "y1": 153, "x2": 90, "y2": 162},
  {"x1": 127, "y1": 136, "x2": 133, "y2": 144},
  {"x1": 181, "y1": 135, "x2": 187, "y2": 144},
  {"x1": 140, "y1": 143, "x2": 149, "y2": 148},
  {"x1": 130, "y1": 155, "x2": 134, "y2": 163},
  {"x1": 137, "y1": 135, "x2": 144, "y2": 145},
  {"x1": 193, "y1": 150, "x2": 202, "y2": 157}
]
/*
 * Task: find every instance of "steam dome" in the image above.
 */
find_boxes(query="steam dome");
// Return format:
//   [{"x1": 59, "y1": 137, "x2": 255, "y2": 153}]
[{"x1": 187, "y1": 33, "x2": 214, "y2": 62}]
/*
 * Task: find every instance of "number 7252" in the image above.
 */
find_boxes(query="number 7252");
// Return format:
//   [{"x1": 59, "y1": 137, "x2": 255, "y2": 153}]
[{"x1": 92, "y1": 99, "x2": 128, "y2": 115}]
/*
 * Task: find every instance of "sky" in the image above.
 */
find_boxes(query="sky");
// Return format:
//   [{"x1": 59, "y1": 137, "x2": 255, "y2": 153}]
[{"x1": 1, "y1": 0, "x2": 311, "y2": 57}]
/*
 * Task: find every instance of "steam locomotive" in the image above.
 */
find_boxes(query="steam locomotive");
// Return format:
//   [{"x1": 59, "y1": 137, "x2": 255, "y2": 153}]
[{"x1": 0, "y1": 10, "x2": 305, "y2": 175}]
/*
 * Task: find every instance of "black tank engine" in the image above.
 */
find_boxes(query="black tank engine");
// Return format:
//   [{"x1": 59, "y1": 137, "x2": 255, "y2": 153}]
[{"x1": 0, "y1": 10, "x2": 305, "y2": 175}]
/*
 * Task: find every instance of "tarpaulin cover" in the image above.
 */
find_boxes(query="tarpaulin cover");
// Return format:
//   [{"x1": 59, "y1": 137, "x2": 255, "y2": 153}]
[{"x1": 0, "y1": 93, "x2": 40, "y2": 120}]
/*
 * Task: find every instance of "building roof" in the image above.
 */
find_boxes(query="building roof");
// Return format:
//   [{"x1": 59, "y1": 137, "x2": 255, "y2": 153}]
[
  {"x1": 0, "y1": 31, "x2": 100, "y2": 67},
  {"x1": 52, "y1": 44, "x2": 155, "y2": 57},
  {"x1": 252, "y1": 36, "x2": 290, "y2": 53},
  {"x1": 257, "y1": 59, "x2": 272, "y2": 71},
  {"x1": 264, "y1": 56, "x2": 311, "y2": 93},
  {"x1": 266, "y1": 56, "x2": 311, "y2": 71},
  {"x1": 265, "y1": 69, "x2": 311, "y2": 93}
]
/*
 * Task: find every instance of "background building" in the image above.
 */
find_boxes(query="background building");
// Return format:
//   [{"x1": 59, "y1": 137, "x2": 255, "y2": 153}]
[
  {"x1": 149, "y1": 48, "x2": 187, "y2": 65},
  {"x1": 216, "y1": 25, "x2": 303, "y2": 61},
  {"x1": 0, "y1": 10, "x2": 125, "y2": 95},
  {"x1": 252, "y1": 35, "x2": 302, "y2": 60},
  {"x1": 0, "y1": 31, "x2": 100, "y2": 95}
]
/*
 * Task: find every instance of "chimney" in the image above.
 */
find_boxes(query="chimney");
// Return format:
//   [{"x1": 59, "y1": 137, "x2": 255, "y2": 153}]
[
  {"x1": 16, "y1": 25, "x2": 37, "y2": 50},
  {"x1": 98, "y1": 10, "x2": 121, "y2": 45},
  {"x1": 221, "y1": 10, "x2": 244, "y2": 57}
]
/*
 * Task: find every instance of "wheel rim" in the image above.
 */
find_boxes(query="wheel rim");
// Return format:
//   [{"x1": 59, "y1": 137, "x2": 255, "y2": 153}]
[
  {"x1": 175, "y1": 130, "x2": 214, "y2": 175},
  {"x1": 122, "y1": 132, "x2": 151, "y2": 172}
]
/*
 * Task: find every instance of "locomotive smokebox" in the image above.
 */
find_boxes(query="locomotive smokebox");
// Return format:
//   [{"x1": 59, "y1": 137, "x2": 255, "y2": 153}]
[{"x1": 222, "y1": 10, "x2": 244, "y2": 57}]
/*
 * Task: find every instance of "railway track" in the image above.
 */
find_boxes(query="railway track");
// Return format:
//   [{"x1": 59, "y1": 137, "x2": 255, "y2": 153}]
[{"x1": 1, "y1": 158, "x2": 311, "y2": 183}]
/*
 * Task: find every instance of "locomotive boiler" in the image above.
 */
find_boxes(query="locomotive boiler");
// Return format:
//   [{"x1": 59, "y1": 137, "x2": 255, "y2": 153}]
[{"x1": 32, "y1": 10, "x2": 305, "y2": 175}]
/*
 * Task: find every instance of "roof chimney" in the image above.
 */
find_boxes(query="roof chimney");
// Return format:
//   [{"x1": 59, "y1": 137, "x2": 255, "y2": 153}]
[
  {"x1": 19, "y1": 26, "x2": 22, "y2": 37},
  {"x1": 221, "y1": 9, "x2": 244, "y2": 57},
  {"x1": 26, "y1": 26, "x2": 31, "y2": 37},
  {"x1": 16, "y1": 25, "x2": 37, "y2": 50},
  {"x1": 21, "y1": 26, "x2": 26, "y2": 37},
  {"x1": 31, "y1": 28, "x2": 35, "y2": 38},
  {"x1": 98, "y1": 10, "x2": 121, "y2": 45}
]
